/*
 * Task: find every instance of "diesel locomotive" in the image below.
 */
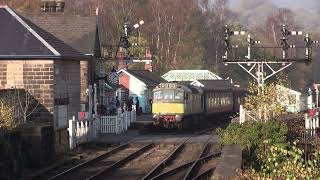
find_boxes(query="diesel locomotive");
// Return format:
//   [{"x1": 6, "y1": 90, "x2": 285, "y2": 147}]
[{"x1": 152, "y1": 80, "x2": 246, "y2": 129}]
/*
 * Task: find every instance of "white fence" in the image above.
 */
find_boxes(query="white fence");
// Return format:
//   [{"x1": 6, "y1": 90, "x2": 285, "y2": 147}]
[
  {"x1": 68, "y1": 106, "x2": 136, "y2": 149},
  {"x1": 68, "y1": 116, "x2": 99, "y2": 149},
  {"x1": 100, "y1": 106, "x2": 136, "y2": 134},
  {"x1": 239, "y1": 105, "x2": 258, "y2": 123},
  {"x1": 304, "y1": 112, "x2": 320, "y2": 139}
]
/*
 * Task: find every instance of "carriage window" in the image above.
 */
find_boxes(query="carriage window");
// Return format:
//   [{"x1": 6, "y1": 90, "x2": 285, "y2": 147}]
[
  {"x1": 154, "y1": 91, "x2": 162, "y2": 100},
  {"x1": 174, "y1": 91, "x2": 184, "y2": 100}
]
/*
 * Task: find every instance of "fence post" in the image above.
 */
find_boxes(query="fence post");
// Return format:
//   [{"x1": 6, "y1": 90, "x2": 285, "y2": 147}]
[
  {"x1": 94, "y1": 83, "x2": 97, "y2": 118},
  {"x1": 116, "y1": 108, "x2": 122, "y2": 134},
  {"x1": 94, "y1": 117, "x2": 99, "y2": 138},
  {"x1": 124, "y1": 111, "x2": 128, "y2": 131},
  {"x1": 305, "y1": 113, "x2": 309, "y2": 129},
  {"x1": 88, "y1": 85, "x2": 93, "y2": 119},
  {"x1": 239, "y1": 105, "x2": 245, "y2": 124},
  {"x1": 68, "y1": 116, "x2": 76, "y2": 150}
]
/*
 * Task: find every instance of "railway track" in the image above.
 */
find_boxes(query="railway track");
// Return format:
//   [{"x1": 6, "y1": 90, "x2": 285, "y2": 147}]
[
  {"x1": 33, "y1": 127, "x2": 220, "y2": 180},
  {"x1": 142, "y1": 130, "x2": 221, "y2": 180},
  {"x1": 46, "y1": 143, "x2": 153, "y2": 180},
  {"x1": 27, "y1": 147, "x2": 110, "y2": 180}
]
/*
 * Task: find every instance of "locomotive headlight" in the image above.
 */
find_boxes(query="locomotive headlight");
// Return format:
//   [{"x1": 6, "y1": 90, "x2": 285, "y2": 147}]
[{"x1": 175, "y1": 115, "x2": 182, "y2": 122}]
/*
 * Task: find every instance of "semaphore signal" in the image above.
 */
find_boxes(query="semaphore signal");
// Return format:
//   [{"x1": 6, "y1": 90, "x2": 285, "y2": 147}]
[{"x1": 222, "y1": 24, "x2": 318, "y2": 87}]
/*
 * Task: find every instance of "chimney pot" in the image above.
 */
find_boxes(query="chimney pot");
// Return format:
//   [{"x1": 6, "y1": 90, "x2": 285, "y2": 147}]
[
  {"x1": 56, "y1": 0, "x2": 65, "y2": 12},
  {"x1": 144, "y1": 47, "x2": 153, "y2": 72},
  {"x1": 40, "y1": 0, "x2": 65, "y2": 13}
]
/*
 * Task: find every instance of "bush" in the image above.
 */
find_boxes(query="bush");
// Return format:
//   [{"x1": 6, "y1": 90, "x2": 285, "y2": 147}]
[
  {"x1": 236, "y1": 143, "x2": 320, "y2": 179},
  {"x1": 217, "y1": 120, "x2": 288, "y2": 168}
]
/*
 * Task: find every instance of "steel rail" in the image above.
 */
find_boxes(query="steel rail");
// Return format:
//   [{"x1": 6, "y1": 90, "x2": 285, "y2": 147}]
[
  {"x1": 192, "y1": 167, "x2": 216, "y2": 180},
  {"x1": 183, "y1": 134, "x2": 215, "y2": 180},
  {"x1": 194, "y1": 127, "x2": 216, "y2": 135},
  {"x1": 142, "y1": 126, "x2": 217, "y2": 180},
  {"x1": 141, "y1": 138, "x2": 188, "y2": 180},
  {"x1": 151, "y1": 152, "x2": 220, "y2": 180},
  {"x1": 87, "y1": 143, "x2": 155, "y2": 180},
  {"x1": 48, "y1": 143, "x2": 129, "y2": 180}
]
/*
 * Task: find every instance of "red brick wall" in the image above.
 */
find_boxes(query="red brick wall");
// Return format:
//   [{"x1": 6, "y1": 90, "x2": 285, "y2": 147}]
[{"x1": 119, "y1": 73, "x2": 130, "y2": 90}]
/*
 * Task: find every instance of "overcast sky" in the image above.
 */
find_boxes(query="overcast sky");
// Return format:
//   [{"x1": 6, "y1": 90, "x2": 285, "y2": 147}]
[{"x1": 230, "y1": 0, "x2": 319, "y2": 11}]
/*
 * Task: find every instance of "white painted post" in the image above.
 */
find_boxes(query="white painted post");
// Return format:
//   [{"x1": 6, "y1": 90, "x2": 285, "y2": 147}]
[
  {"x1": 93, "y1": 117, "x2": 98, "y2": 138},
  {"x1": 305, "y1": 113, "x2": 309, "y2": 129},
  {"x1": 68, "y1": 116, "x2": 76, "y2": 149},
  {"x1": 85, "y1": 120, "x2": 89, "y2": 142},
  {"x1": 312, "y1": 118, "x2": 315, "y2": 137},
  {"x1": 124, "y1": 111, "x2": 128, "y2": 131},
  {"x1": 239, "y1": 105, "x2": 245, "y2": 124},
  {"x1": 94, "y1": 83, "x2": 97, "y2": 118},
  {"x1": 88, "y1": 85, "x2": 93, "y2": 119},
  {"x1": 307, "y1": 88, "x2": 313, "y2": 110},
  {"x1": 117, "y1": 108, "x2": 122, "y2": 134}
]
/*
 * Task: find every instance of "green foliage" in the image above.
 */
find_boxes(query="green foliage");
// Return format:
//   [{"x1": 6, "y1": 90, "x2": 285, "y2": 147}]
[
  {"x1": 218, "y1": 121, "x2": 288, "y2": 168},
  {"x1": 244, "y1": 74, "x2": 291, "y2": 121},
  {"x1": 237, "y1": 143, "x2": 320, "y2": 179},
  {"x1": 0, "y1": 100, "x2": 17, "y2": 130}
]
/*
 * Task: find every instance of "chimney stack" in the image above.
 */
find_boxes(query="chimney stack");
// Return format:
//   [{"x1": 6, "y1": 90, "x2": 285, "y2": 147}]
[
  {"x1": 117, "y1": 47, "x2": 126, "y2": 70},
  {"x1": 40, "y1": 0, "x2": 65, "y2": 12},
  {"x1": 144, "y1": 47, "x2": 153, "y2": 72}
]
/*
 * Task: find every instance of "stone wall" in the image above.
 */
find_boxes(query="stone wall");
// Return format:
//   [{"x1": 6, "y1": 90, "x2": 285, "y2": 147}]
[
  {"x1": 54, "y1": 60, "x2": 81, "y2": 121},
  {"x1": 54, "y1": 60, "x2": 81, "y2": 153},
  {"x1": 0, "y1": 60, "x2": 54, "y2": 122}
]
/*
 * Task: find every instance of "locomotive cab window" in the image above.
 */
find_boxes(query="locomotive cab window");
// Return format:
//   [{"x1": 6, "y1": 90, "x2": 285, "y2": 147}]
[
  {"x1": 163, "y1": 90, "x2": 174, "y2": 100},
  {"x1": 174, "y1": 91, "x2": 184, "y2": 100},
  {"x1": 154, "y1": 91, "x2": 162, "y2": 100}
]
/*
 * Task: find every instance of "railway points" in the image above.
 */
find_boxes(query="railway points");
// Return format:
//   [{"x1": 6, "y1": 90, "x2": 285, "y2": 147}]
[{"x1": 30, "y1": 126, "x2": 224, "y2": 180}]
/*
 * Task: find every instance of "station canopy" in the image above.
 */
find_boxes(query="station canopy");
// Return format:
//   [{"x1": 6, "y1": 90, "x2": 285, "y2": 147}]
[{"x1": 162, "y1": 70, "x2": 222, "y2": 82}]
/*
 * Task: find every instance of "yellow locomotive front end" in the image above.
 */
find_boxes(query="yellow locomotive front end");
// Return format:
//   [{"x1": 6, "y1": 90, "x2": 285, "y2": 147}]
[{"x1": 152, "y1": 83, "x2": 187, "y2": 128}]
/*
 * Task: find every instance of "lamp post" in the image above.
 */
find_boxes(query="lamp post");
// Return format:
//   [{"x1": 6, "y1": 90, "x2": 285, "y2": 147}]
[{"x1": 308, "y1": 88, "x2": 313, "y2": 110}]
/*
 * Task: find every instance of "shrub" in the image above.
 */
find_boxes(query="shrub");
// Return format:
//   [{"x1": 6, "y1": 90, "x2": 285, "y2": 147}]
[
  {"x1": 236, "y1": 143, "x2": 320, "y2": 179},
  {"x1": 217, "y1": 120, "x2": 288, "y2": 168}
]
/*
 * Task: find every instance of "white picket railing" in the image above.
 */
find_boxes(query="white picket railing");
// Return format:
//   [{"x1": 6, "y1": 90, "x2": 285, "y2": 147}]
[
  {"x1": 68, "y1": 105, "x2": 137, "y2": 149},
  {"x1": 68, "y1": 116, "x2": 99, "y2": 149},
  {"x1": 100, "y1": 106, "x2": 136, "y2": 134},
  {"x1": 239, "y1": 105, "x2": 258, "y2": 124}
]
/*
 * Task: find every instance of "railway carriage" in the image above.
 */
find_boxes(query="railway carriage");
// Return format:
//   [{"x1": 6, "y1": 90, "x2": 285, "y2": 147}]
[{"x1": 152, "y1": 81, "x2": 246, "y2": 129}]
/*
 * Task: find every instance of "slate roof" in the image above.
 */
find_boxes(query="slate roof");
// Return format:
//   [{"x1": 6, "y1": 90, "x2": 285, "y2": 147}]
[
  {"x1": 197, "y1": 80, "x2": 235, "y2": 91},
  {"x1": 126, "y1": 70, "x2": 167, "y2": 87},
  {"x1": 24, "y1": 13, "x2": 96, "y2": 55},
  {"x1": 0, "y1": 6, "x2": 86, "y2": 60}
]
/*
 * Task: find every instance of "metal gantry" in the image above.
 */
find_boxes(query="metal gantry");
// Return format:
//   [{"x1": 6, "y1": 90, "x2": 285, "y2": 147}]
[{"x1": 222, "y1": 24, "x2": 318, "y2": 87}]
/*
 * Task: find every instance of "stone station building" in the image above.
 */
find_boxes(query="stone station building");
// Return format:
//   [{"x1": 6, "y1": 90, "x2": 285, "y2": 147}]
[{"x1": 0, "y1": 6, "x2": 89, "y2": 153}]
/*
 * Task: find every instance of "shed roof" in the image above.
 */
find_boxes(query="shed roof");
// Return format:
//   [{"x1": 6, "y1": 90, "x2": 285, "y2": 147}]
[
  {"x1": 124, "y1": 70, "x2": 167, "y2": 87},
  {"x1": 0, "y1": 6, "x2": 86, "y2": 60},
  {"x1": 162, "y1": 70, "x2": 222, "y2": 82},
  {"x1": 196, "y1": 80, "x2": 234, "y2": 91},
  {"x1": 24, "y1": 13, "x2": 97, "y2": 55}
]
